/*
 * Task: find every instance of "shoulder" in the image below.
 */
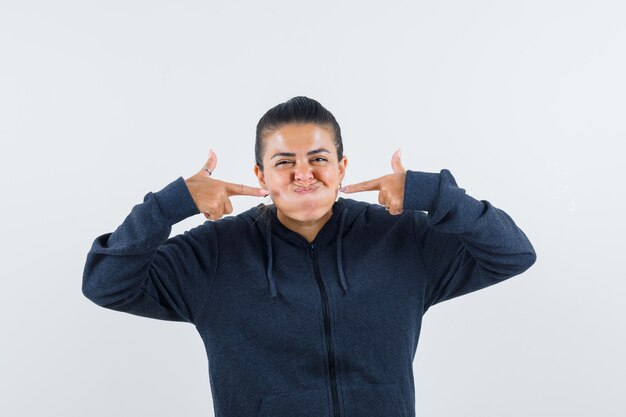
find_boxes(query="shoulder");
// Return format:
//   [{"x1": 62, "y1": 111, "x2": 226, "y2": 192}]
[
  {"x1": 338, "y1": 197, "x2": 418, "y2": 234},
  {"x1": 210, "y1": 203, "x2": 267, "y2": 236}
]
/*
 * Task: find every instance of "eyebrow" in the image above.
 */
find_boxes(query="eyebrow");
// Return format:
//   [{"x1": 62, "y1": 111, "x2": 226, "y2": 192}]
[{"x1": 270, "y1": 148, "x2": 331, "y2": 159}]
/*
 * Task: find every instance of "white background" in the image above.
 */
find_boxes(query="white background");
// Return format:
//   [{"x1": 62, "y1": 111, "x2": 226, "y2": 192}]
[{"x1": 1, "y1": 1, "x2": 625, "y2": 416}]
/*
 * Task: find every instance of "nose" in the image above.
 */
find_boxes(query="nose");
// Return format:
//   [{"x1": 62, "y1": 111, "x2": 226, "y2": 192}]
[{"x1": 294, "y1": 164, "x2": 314, "y2": 183}]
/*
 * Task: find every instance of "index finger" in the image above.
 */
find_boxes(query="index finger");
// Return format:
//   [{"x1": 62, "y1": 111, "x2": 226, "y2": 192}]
[
  {"x1": 340, "y1": 176, "x2": 384, "y2": 193},
  {"x1": 224, "y1": 181, "x2": 269, "y2": 197}
]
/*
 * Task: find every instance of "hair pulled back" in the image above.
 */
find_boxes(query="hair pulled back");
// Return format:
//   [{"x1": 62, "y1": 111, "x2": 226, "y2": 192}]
[{"x1": 255, "y1": 96, "x2": 343, "y2": 171}]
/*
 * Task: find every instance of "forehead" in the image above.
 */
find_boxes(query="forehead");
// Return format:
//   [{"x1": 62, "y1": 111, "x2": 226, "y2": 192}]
[{"x1": 263, "y1": 123, "x2": 334, "y2": 151}]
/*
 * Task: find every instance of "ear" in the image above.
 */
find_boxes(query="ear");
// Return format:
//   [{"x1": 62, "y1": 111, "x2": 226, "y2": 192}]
[
  {"x1": 338, "y1": 155, "x2": 348, "y2": 183},
  {"x1": 254, "y1": 164, "x2": 266, "y2": 188}
]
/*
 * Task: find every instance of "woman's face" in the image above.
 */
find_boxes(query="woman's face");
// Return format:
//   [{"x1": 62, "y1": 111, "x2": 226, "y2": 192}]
[{"x1": 254, "y1": 123, "x2": 347, "y2": 224}]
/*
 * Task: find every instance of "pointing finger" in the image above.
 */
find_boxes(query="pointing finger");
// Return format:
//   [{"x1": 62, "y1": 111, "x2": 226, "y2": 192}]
[
  {"x1": 224, "y1": 181, "x2": 270, "y2": 197},
  {"x1": 339, "y1": 175, "x2": 384, "y2": 194},
  {"x1": 391, "y1": 149, "x2": 405, "y2": 173}
]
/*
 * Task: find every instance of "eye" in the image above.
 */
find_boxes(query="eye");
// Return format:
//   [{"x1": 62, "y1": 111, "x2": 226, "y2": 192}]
[{"x1": 275, "y1": 157, "x2": 328, "y2": 166}]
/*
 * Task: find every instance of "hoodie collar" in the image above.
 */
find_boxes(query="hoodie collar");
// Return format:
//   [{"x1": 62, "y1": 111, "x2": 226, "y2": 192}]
[{"x1": 251, "y1": 197, "x2": 358, "y2": 299}]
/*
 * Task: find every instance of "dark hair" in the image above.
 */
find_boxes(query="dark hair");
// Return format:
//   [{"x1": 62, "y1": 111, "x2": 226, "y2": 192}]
[{"x1": 255, "y1": 96, "x2": 343, "y2": 171}]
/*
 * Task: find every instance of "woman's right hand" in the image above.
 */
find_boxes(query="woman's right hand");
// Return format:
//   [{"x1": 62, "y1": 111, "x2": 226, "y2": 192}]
[{"x1": 184, "y1": 149, "x2": 270, "y2": 221}]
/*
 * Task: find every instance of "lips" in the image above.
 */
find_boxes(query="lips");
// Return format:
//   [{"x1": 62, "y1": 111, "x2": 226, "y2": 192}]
[{"x1": 294, "y1": 185, "x2": 319, "y2": 194}]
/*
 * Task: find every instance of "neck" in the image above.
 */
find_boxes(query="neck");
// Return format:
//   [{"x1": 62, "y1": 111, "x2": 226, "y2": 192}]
[{"x1": 276, "y1": 208, "x2": 333, "y2": 243}]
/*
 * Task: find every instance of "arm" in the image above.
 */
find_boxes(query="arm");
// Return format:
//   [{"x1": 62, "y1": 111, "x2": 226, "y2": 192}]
[
  {"x1": 404, "y1": 169, "x2": 537, "y2": 311},
  {"x1": 81, "y1": 177, "x2": 217, "y2": 324}
]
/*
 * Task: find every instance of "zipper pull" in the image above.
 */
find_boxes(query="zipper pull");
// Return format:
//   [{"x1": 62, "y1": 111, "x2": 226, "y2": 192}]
[{"x1": 310, "y1": 243, "x2": 316, "y2": 259}]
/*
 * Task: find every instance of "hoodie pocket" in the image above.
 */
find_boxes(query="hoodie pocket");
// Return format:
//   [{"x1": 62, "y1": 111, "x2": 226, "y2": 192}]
[
  {"x1": 341, "y1": 383, "x2": 407, "y2": 417},
  {"x1": 258, "y1": 387, "x2": 328, "y2": 417}
]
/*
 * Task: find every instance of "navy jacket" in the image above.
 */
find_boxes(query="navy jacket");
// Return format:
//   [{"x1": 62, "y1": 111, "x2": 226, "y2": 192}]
[{"x1": 82, "y1": 169, "x2": 537, "y2": 417}]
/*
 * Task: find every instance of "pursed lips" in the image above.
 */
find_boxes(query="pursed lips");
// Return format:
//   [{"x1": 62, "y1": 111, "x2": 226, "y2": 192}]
[{"x1": 294, "y1": 185, "x2": 319, "y2": 194}]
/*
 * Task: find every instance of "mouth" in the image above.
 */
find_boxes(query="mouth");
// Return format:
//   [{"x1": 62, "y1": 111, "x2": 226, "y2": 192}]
[{"x1": 294, "y1": 185, "x2": 319, "y2": 194}]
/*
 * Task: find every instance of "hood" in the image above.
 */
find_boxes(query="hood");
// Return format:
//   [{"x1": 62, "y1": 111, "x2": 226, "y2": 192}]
[{"x1": 243, "y1": 197, "x2": 368, "y2": 299}]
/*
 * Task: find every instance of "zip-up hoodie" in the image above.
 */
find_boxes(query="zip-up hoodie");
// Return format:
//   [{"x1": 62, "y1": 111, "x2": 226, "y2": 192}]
[{"x1": 82, "y1": 169, "x2": 537, "y2": 417}]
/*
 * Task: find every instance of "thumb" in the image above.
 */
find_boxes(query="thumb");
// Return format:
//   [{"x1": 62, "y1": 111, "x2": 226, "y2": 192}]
[
  {"x1": 203, "y1": 148, "x2": 217, "y2": 174},
  {"x1": 391, "y1": 149, "x2": 405, "y2": 173}
]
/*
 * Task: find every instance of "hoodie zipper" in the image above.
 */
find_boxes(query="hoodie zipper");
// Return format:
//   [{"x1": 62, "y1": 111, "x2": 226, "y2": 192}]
[{"x1": 310, "y1": 242, "x2": 341, "y2": 417}]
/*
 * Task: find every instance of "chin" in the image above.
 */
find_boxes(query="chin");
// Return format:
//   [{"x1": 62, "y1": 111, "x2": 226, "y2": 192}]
[{"x1": 276, "y1": 194, "x2": 336, "y2": 222}]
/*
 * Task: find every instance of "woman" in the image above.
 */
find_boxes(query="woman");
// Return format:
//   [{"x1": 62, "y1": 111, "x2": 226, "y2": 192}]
[{"x1": 82, "y1": 96, "x2": 537, "y2": 417}]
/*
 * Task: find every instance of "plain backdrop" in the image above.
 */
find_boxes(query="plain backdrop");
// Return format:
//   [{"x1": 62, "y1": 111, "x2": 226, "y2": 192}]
[{"x1": 1, "y1": 1, "x2": 625, "y2": 416}]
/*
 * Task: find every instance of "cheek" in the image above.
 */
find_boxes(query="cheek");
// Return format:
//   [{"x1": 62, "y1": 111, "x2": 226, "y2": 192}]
[
  {"x1": 266, "y1": 175, "x2": 288, "y2": 197},
  {"x1": 271, "y1": 189, "x2": 284, "y2": 200},
  {"x1": 318, "y1": 170, "x2": 339, "y2": 184},
  {"x1": 270, "y1": 175, "x2": 289, "y2": 187}
]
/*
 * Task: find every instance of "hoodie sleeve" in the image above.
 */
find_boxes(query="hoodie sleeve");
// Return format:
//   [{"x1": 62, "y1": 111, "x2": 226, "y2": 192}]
[
  {"x1": 81, "y1": 176, "x2": 217, "y2": 324},
  {"x1": 404, "y1": 169, "x2": 537, "y2": 311}
]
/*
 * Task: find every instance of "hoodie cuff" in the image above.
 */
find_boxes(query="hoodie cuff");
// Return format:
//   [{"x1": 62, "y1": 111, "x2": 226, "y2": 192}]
[
  {"x1": 151, "y1": 176, "x2": 200, "y2": 225},
  {"x1": 403, "y1": 170, "x2": 441, "y2": 212}
]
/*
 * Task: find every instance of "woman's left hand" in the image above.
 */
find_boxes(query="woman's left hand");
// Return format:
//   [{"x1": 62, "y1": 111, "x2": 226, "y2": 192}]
[{"x1": 339, "y1": 149, "x2": 406, "y2": 215}]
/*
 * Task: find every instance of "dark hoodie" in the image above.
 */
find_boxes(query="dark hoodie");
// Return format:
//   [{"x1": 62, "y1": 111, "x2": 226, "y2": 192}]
[{"x1": 82, "y1": 169, "x2": 537, "y2": 417}]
